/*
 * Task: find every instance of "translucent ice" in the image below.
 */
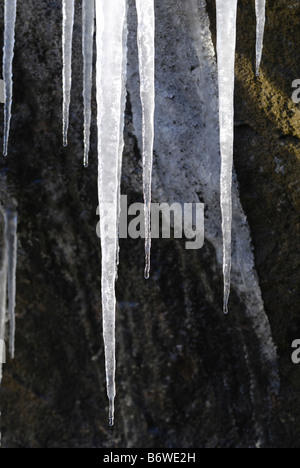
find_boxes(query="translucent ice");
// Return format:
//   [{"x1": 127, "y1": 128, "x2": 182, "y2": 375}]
[
  {"x1": 3, "y1": 0, "x2": 17, "y2": 157},
  {"x1": 6, "y1": 208, "x2": 17, "y2": 359},
  {"x1": 255, "y1": 0, "x2": 266, "y2": 76},
  {"x1": 82, "y1": 0, "x2": 95, "y2": 167},
  {"x1": 95, "y1": 0, "x2": 128, "y2": 426},
  {"x1": 135, "y1": 0, "x2": 155, "y2": 279},
  {"x1": 62, "y1": 0, "x2": 75, "y2": 146},
  {"x1": 216, "y1": 0, "x2": 238, "y2": 314}
]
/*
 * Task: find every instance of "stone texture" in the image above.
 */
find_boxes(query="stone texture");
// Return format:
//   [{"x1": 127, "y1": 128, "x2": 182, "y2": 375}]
[{"x1": 0, "y1": 0, "x2": 299, "y2": 448}]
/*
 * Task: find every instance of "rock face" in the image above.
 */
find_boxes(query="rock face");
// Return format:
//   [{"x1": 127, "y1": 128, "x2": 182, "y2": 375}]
[{"x1": 0, "y1": 0, "x2": 299, "y2": 448}]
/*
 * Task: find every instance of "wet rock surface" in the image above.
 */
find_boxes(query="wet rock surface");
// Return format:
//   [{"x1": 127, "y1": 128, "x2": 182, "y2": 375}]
[{"x1": 0, "y1": 0, "x2": 299, "y2": 448}]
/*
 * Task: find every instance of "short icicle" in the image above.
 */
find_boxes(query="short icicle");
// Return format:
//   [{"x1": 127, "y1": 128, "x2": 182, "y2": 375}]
[
  {"x1": 135, "y1": 0, "x2": 155, "y2": 280},
  {"x1": 62, "y1": 0, "x2": 75, "y2": 147},
  {"x1": 3, "y1": 0, "x2": 17, "y2": 157},
  {"x1": 216, "y1": 0, "x2": 238, "y2": 314},
  {"x1": 82, "y1": 0, "x2": 95, "y2": 168},
  {"x1": 255, "y1": 0, "x2": 266, "y2": 76},
  {"x1": 95, "y1": 0, "x2": 128, "y2": 426}
]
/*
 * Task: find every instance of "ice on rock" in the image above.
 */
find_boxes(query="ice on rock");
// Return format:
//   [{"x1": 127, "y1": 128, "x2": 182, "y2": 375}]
[
  {"x1": 0, "y1": 203, "x2": 18, "y2": 382},
  {"x1": 135, "y1": 0, "x2": 155, "y2": 279},
  {"x1": 6, "y1": 208, "x2": 18, "y2": 359},
  {"x1": 255, "y1": 0, "x2": 266, "y2": 76},
  {"x1": 95, "y1": 0, "x2": 154, "y2": 422},
  {"x1": 62, "y1": 0, "x2": 75, "y2": 147},
  {"x1": 0, "y1": 209, "x2": 8, "y2": 384},
  {"x1": 216, "y1": 0, "x2": 238, "y2": 314},
  {"x1": 82, "y1": 0, "x2": 95, "y2": 168},
  {"x1": 95, "y1": 0, "x2": 128, "y2": 426},
  {"x1": 3, "y1": 0, "x2": 17, "y2": 157}
]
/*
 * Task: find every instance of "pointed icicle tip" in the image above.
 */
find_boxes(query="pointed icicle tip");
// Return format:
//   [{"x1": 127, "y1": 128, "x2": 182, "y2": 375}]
[
  {"x1": 144, "y1": 264, "x2": 150, "y2": 280},
  {"x1": 83, "y1": 146, "x2": 89, "y2": 168},
  {"x1": 109, "y1": 398, "x2": 115, "y2": 427},
  {"x1": 223, "y1": 285, "x2": 230, "y2": 315},
  {"x1": 109, "y1": 418, "x2": 114, "y2": 427},
  {"x1": 63, "y1": 135, "x2": 68, "y2": 148},
  {"x1": 255, "y1": 0, "x2": 266, "y2": 79}
]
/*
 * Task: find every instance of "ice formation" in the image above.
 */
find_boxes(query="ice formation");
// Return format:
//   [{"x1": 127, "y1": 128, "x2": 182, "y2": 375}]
[
  {"x1": 82, "y1": 0, "x2": 95, "y2": 168},
  {"x1": 216, "y1": 0, "x2": 238, "y2": 314},
  {"x1": 0, "y1": 204, "x2": 18, "y2": 382},
  {"x1": 95, "y1": 0, "x2": 128, "y2": 427},
  {"x1": 0, "y1": 209, "x2": 8, "y2": 383},
  {"x1": 127, "y1": 0, "x2": 278, "y2": 441},
  {"x1": 135, "y1": 0, "x2": 155, "y2": 279},
  {"x1": 6, "y1": 208, "x2": 18, "y2": 359},
  {"x1": 215, "y1": 0, "x2": 266, "y2": 312},
  {"x1": 62, "y1": 0, "x2": 75, "y2": 147},
  {"x1": 94, "y1": 0, "x2": 155, "y2": 424},
  {"x1": 3, "y1": 0, "x2": 17, "y2": 157},
  {"x1": 0, "y1": 0, "x2": 271, "y2": 429},
  {"x1": 255, "y1": 0, "x2": 266, "y2": 76}
]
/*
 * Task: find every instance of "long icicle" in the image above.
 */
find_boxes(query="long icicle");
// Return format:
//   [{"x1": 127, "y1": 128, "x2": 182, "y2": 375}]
[
  {"x1": 3, "y1": 0, "x2": 17, "y2": 157},
  {"x1": 62, "y1": 0, "x2": 75, "y2": 147},
  {"x1": 6, "y1": 207, "x2": 17, "y2": 359},
  {"x1": 0, "y1": 207, "x2": 7, "y2": 449},
  {"x1": 135, "y1": 0, "x2": 155, "y2": 280},
  {"x1": 0, "y1": 208, "x2": 8, "y2": 383},
  {"x1": 216, "y1": 0, "x2": 238, "y2": 314},
  {"x1": 82, "y1": 0, "x2": 95, "y2": 168},
  {"x1": 95, "y1": 0, "x2": 127, "y2": 427},
  {"x1": 255, "y1": 0, "x2": 266, "y2": 76}
]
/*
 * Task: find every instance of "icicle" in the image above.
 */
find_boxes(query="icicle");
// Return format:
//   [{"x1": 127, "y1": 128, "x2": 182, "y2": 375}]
[
  {"x1": 255, "y1": 0, "x2": 266, "y2": 76},
  {"x1": 62, "y1": 0, "x2": 75, "y2": 147},
  {"x1": 3, "y1": 0, "x2": 17, "y2": 157},
  {"x1": 135, "y1": 0, "x2": 155, "y2": 280},
  {"x1": 6, "y1": 208, "x2": 17, "y2": 359},
  {"x1": 95, "y1": 0, "x2": 128, "y2": 426},
  {"x1": 216, "y1": 0, "x2": 238, "y2": 314},
  {"x1": 82, "y1": 0, "x2": 95, "y2": 168},
  {"x1": 0, "y1": 208, "x2": 8, "y2": 384},
  {"x1": 116, "y1": 11, "x2": 128, "y2": 274},
  {"x1": 0, "y1": 204, "x2": 17, "y2": 379}
]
